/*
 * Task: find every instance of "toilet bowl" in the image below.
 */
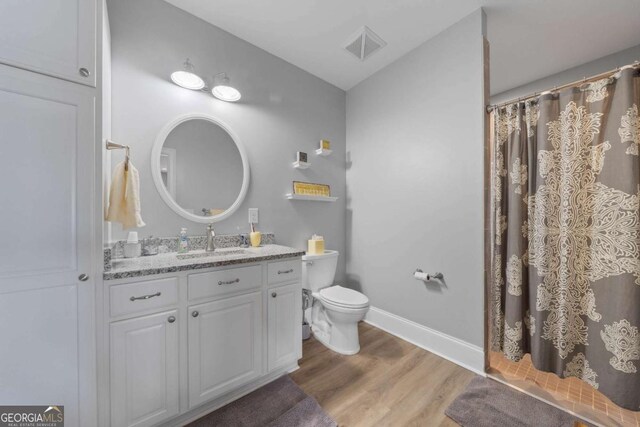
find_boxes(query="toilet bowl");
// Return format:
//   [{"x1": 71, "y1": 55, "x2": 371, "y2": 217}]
[{"x1": 302, "y1": 250, "x2": 369, "y2": 355}]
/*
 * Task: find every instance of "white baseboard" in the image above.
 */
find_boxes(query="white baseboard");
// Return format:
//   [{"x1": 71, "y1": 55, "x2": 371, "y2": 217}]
[{"x1": 364, "y1": 306, "x2": 485, "y2": 375}]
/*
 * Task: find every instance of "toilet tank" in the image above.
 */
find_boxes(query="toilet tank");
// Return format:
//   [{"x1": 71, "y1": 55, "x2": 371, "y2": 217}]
[{"x1": 301, "y1": 250, "x2": 339, "y2": 291}]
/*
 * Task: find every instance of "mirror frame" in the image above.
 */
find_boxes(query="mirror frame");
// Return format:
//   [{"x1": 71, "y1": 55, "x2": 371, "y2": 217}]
[{"x1": 151, "y1": 113, "x2": 250, "y2": 224}]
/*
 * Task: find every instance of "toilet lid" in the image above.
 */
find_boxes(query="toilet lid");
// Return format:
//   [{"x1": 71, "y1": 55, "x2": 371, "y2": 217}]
[{"x1": 319, "y1": 286, "x2": 369, "y2": 308}]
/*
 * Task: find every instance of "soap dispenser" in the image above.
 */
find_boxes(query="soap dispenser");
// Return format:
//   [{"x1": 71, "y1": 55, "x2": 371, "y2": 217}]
[{"x1": 177, "y1": 228, "x2": 189, "y2": 253}]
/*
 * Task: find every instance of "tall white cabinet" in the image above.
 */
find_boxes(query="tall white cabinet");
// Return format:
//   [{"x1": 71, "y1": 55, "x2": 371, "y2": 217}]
[{"x1": 0, "y1": 1, "x2": 100, "y2": 426}]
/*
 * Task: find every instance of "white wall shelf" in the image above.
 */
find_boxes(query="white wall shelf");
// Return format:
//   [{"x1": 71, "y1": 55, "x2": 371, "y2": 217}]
[
  {"x1": 285, "y1": 194, "x2": 338, "y2": 202},
  {"x1": 292, "y1": 161, "x2": 310, "y2": 169},
  {"x1": 315, "y1": 148, "x2": 332, "y2": 156}
]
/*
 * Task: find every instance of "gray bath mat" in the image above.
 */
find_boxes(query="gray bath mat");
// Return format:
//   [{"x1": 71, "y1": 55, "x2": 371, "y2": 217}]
[
  {"x1": 445, "y1": 376, "x2": 589, "y2": 427},
  {"x1": 187, "y1": 375, "x2": 336, "y2": 427}
]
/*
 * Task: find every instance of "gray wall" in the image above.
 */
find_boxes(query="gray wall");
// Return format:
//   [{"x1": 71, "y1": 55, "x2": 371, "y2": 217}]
[
  {"x1": 491, "y1": 44, "x2": 640, "y2": 103},
  {"x1": 163, "y1": 119, "x2": 243, "y2": 213},
  {"x1": 107, "y1": 0, "x2": 347, "y2": 280},
  {"x1": 345, "y1": 10, "x2": 486, "y2": 347}
]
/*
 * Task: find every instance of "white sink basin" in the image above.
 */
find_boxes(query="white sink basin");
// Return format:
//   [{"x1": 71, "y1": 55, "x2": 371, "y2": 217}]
[{"x1": 176, "y1": 249, "x2": 247, "y2": 260}]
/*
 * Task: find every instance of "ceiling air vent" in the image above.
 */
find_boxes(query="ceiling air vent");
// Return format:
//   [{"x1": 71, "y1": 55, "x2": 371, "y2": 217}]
[{"x1": 344, "y1": 26, "x2": 386, "y2": 61}]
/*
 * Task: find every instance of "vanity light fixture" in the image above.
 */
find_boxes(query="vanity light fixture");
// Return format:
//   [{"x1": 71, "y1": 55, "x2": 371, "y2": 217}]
[
  {"x1": 170, "y1": 58, "x2": 205, "y2": 90},
  {"x1": 170, "y1": 61, "x2": 241, "y2": 102},
  {"x1": 212, "y1": 72, "x2": 242, "y2": 102}
]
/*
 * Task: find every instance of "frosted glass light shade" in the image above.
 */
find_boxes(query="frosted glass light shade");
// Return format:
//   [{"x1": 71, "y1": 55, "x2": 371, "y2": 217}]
[
  {"x1": 212, "y1": 85, "x2": 241, "y2": 102},
  {"x1": 170, "y1": 59, "x2": 205, "y2": 90},
  {"x1": 212, "y1": 73, "x2": 241, "y2": 102}
]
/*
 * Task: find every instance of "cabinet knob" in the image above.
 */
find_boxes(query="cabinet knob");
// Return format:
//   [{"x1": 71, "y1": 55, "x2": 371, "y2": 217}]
[
  {"x1": 192, "y1": 311, "x2": 199, "y2": 318},
  {"x1": 79, "y1": 67, "x2": 91, "y2": 77},
  {"x1": 271, "y1": 292, "x2": 277, "y2": 298},
  {"x1": 167, "y1": 316, "x2": 176, "y2": 323},
  {"x1": 78, "y1": 274, "x2": 89, "y2": 282}
]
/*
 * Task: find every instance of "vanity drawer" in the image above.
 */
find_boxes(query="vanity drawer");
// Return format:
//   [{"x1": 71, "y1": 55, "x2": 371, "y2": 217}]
[
  {"x1": 189, "y1": 265, "x2": 262, "y2": 301},
  {"x1": 110, "y1": 277, "x2": 178, "y2": 318},
  {"x1": 267, "y1": 259, "x2": 301, "y2": 284}
]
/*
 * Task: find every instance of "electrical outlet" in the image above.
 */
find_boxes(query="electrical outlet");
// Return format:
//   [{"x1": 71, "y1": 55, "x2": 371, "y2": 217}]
[{"x1": 248, "y1": 208, "x2": 259, "y2": 224}]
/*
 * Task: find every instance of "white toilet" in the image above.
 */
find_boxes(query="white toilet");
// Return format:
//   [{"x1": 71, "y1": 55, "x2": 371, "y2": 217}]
[{"x1": 302, "y1": 250, "x2": 369, "y2": 355}]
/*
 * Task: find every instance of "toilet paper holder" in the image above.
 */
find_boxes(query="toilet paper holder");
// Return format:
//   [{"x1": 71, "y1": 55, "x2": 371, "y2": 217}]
[{"x1": 414, "y1": 269, "x2": 444, "y2": 281}]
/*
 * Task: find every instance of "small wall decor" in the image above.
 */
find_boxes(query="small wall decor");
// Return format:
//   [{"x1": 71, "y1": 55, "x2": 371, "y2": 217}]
[
  {"x1": 293, "y1": 181, "x2": 331, "y2": 197},
  {"x1": 316, "y1": 139, "x2": 332, "y2": 156},
  {"x1": 293, "y1": 151, "x2": 310, "y2": 169}
]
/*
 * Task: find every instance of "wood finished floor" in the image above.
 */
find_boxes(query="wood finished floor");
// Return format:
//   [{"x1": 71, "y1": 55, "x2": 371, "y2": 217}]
[{"x1": 289, "y1": 322, "x2": 476, "y2": 426}]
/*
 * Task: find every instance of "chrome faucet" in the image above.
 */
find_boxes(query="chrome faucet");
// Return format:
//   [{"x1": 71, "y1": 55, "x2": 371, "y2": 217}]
[{"x1": 206, "y1": 224, "x2": 216, "y2": 252}]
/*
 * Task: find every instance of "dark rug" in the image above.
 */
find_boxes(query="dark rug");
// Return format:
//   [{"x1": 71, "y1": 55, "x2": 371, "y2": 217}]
[
  {"x1": 187, "y1": 375, "x2": 337, "y2": 427},
  {"x1": 445, "y1": 376, "x2": 590, "y2": 427}
]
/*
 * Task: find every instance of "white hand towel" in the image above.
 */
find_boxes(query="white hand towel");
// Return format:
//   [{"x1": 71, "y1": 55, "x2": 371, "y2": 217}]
[{"x1": 106, "y1": 160, "x2": 146, "y2": 229}]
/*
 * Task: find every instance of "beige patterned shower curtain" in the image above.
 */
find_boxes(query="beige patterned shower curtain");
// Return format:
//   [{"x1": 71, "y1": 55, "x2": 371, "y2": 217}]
[{"x1": 489, "y1": 67, "x2": 640, "y2": 410}]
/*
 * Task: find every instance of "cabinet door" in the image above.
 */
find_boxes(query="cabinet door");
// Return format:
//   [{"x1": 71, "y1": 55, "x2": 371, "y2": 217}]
[
  {"x1": 0, "y1": 64, "x2": 95, "y2": 427},
  {"x1": 268, "y1": 283, "x2": 302, "y2": 371},
  {"x1": 188, "y1": 292, "x2": 262, "y2": 408},
  {"x1": 110, "y1": 310, "x2": 179, "y2": 427},
  {"x1": 0, "y1": 0, "x2": 96, "y2": 86}
]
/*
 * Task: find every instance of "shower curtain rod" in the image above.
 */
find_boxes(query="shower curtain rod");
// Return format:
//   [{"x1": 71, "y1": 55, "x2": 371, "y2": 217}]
[{"x1": 486, "y1": 60, "x2": 640, "y2": 113}]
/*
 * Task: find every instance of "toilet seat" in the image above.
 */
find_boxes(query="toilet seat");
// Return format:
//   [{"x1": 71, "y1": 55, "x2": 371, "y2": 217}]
[{"x1": 319, "y1": 285, "x2": 369, "y2": 309}]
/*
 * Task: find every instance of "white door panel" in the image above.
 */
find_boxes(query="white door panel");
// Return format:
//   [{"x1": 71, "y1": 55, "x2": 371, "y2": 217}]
[
  {"x1": 110, "y1": 311, "x2": 180, "y2": 427},
  {"x1": 0, "y1": 0, "x2": 96, "y2": 86},
  {"x1": 0, "y1": 285, "x2": 80, "y2": 425},
  {"x1": 0, "y1": 64, "x2": 94, "y2": 292},
  {"x1": 188, "y1": 291, "x2": 262, "y2": 408},
  {"x1": 268, "y1": 283, "x2": 302, "y2": 371},
  {"x1": 0, "y1": 64, "x2": 95, "y2": 427}
]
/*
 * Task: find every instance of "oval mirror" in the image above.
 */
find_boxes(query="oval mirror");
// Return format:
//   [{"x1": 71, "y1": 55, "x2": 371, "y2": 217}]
[{"x1": 151, "y1": 114, "x2": 250, "y2": 223}]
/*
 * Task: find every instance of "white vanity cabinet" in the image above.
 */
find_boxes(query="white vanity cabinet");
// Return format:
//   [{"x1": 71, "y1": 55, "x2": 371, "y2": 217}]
[
  {"x1": 0, "y1": 0, "x2": 97, "y2": 86},
  {"x1": 104, "y1": 257, "x2": 302, "y2": 427},
  {"x1": 110, "y1": 310, "x2": 180, "y2": 427}
]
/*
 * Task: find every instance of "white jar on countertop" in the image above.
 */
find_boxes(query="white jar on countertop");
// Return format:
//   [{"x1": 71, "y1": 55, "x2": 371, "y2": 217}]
[{"x1": 124, "y1": 231, "x2": 141, "y2": 258}]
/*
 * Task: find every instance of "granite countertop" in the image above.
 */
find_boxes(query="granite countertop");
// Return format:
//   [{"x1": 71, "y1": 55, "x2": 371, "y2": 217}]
[{"x1": 104, "y1": 244, "x2": 305, "y2": 281}]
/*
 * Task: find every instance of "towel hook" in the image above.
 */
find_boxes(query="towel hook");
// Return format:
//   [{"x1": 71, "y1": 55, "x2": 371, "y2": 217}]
[{"x1": 106, "y1": 139, "x2": 130, "y2": 171}]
